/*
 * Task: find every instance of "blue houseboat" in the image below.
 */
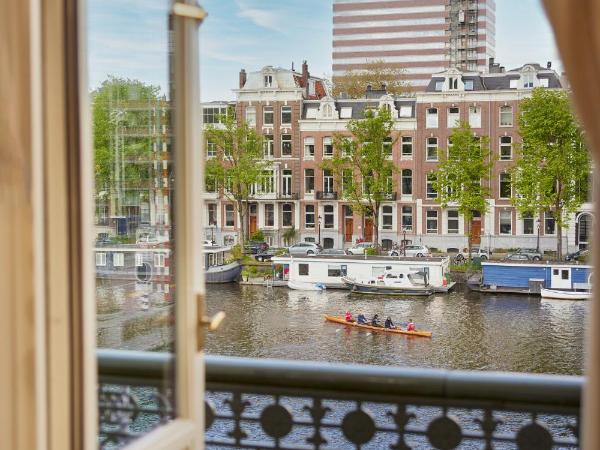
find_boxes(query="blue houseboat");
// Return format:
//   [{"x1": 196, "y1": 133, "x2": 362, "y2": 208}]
[{"x1": 469, "y1": 261, "x2": 593, "y2": 295}]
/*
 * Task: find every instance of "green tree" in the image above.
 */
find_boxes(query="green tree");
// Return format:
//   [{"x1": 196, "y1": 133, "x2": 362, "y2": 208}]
[
  {"x1": 91, "y1": 76, "x2": 163, "y2": 215},
  {"x1": 324, "y1": 106, "x2": 397, "y2": 247},
  {"x1": 432, "y1": 122, "x2": 492, "y2": 258},
  {"x1": 511, "y1": 88, "x2": 590, "y2": 260},
  {"x1": 205, "y1": 114, "x2": 270, "y2": 244},
  {"x1": 332, "y1": 60, "x2": 409, "y2": 98}
]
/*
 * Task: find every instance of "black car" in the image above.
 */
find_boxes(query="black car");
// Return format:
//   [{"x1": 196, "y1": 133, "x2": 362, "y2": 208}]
[
  {"x1": 565, "y1": 249, "x2": 589, "y2": 262},
  {"x1": 254, "y1": 251, "x2": 274, "y2": 262},
  {"x1": 244, "y1": 241, "x2": 269, "y2": 254}
]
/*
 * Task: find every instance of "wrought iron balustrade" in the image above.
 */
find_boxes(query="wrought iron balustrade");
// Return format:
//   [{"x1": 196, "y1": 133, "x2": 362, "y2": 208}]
[
  {"x1": 278, "y1": 192, "x2": 299, "y2": 200},
  {"x1": 316, "y1": 191, "x2": 338, "y2": 200},
  {"x1": 98, "y1": 349, "x2": 582, "y2": 449}
]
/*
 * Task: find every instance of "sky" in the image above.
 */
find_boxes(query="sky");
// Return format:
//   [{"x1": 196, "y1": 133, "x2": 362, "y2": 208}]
[{"x1": 88, "y1": 0, "x2": 561, "y2": 101}]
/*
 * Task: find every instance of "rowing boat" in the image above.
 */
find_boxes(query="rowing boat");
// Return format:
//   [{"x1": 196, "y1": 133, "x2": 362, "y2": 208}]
[{"x1": 324, "y1": 315, "x2": 432, "y2": 337}]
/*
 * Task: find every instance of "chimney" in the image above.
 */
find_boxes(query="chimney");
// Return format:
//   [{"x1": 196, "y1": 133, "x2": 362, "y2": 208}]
[
  {"x1": 239, "y1": 69, "x2": 247, "y2": 89},
  {"x1": 547, "y1": 61, "x2": 552, "y2": 69},
  {"x1": 292, "y1": 61, "x2": 295, "y2": 72},
  {"x1": 489, "y1": 57, "x2": 495, "y2": 69},
  {"x1": 302, "y1": 60, "x2": 309, "y2": 87}
]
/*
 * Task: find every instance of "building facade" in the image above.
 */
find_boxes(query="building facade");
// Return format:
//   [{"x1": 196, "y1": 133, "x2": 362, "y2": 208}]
[
  {"x1": 202, "y1": 62, "x2": 593, "y2": 254},
  {"x1": 332, "y1": 0, "x2": 496, "y2": 91}
]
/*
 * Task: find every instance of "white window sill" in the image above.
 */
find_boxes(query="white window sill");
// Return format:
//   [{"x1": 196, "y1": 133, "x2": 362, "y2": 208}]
[{"x1": 401, "y1": 155, "x2": 413, "y2": 160}]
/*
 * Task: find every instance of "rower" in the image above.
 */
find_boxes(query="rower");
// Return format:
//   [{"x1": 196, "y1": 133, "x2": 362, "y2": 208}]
[
  {"x1": 356, "y1": 313, "x2": 368, "y2": 324},
  {"x1": 384, "y1": 316, "x2": 396, "y2": 329},
  {"x1": 344, "y1": 311, "x2": 353, "y2": 322},
  {"x1": 407, "y1": 319, "x2": 416, "y2": 331},
  {"x1": 371, "y1": 314, "x2": 381, "y2": 327}
]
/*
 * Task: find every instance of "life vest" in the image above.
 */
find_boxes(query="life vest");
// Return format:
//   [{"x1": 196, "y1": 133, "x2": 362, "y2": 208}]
[{"x1": 407, "y1": 322, "x2": 415, "y2": 331}]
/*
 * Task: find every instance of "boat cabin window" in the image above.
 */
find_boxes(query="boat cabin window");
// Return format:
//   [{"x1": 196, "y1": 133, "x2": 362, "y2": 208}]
[
  {"x1": 341, "y1": 265, "x2": 347, "y2": 276},
  {"x1": 328, "y1": 265, "x2": 342, "y2": 277},
  {"x1": 562, "y1": 269, "x2": 570, "y2": 280},
  {"x1": 372, "y1": 266, "x2": 387, "y2": 277},
  {"x1": 553, "y1": 269, "x2": 559, "y2": 275},
  {"x1": 208, "y1": 254, "x2": 215, "y2": 267},
  {"x1": 299, "y1": 264, "x2": 309, "y2": 276}
]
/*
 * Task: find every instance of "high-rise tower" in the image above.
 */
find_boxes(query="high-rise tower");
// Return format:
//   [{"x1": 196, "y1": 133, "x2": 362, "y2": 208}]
[{"x1": 332, "y1": 0, "x2": 496, "y2": 91}]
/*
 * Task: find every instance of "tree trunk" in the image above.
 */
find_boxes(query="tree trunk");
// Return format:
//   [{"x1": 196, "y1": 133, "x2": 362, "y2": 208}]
[
  {"x1": 466, "y1": 218, "x2": 472, "y2": 262},
  {"x1": 557, "y1": 221, "x2": 563, "y2": 261},
  {"x1": 373, "y1": 203, "x2": 379, "y2": 251},
  {"x1": 236, "y1": 200, "x2": 248, "y2": 245}
]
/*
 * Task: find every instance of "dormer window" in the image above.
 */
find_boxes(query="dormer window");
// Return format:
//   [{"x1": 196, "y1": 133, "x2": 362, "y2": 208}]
[
  {"x1": 540, "y1": 78, "x2": 549, "y2": 88},
  {"x1": 448, "y1": 77, "x2": 459, "y2": 90},
  {"x1": 323, "y1": 104, "x2": 333, "y2": 118},
  {"x1": 435, "y1": 81, "x2": 443, "y2": 91},
  {"x1": 464, "y1": 80, "x2": 474, "y2": 91},
  {"x1": 264, "y1": 75, "x2": 273, "y2": 88},
  {"x1": 509, "y1": 79, "x2": 518, "y2": 89},
  {"x1": 523, "y1": 73, "x2": 534, "y2": 88}
]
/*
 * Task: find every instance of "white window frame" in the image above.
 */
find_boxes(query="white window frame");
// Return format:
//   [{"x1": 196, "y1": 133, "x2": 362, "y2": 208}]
[
  {"x1": 426, "y1": 137, "x2": 438, "y2": 161},
  {"x1": 281, "y1": 105, "x2": 292, "y2": 125},
  {"x1": 263, "y1": 106, "x2": 274, "y2": 125},
  {"x1": 382, "y1": 205, "x2": 394, "y2": 230},
  {"x1": 500, "y1": 136, "x2": 513, "y2": 160},
  {"x1": 304, "y1": 168, "x2": 315, "y2": 194},
  {"x1": 426, "y1": 174, "x2": 438, "y2": 199},
  {"x1": 113, "y1": 252, "x2": 124, "y2": 267},
  {"x1": 500, "y1": 106, "x2": 514, "y2": 127},
  {"x1": 426, "y1": 108, "x2": 438, "y2": 129},
  {"x1": 447, "y1": 210, "x2": 459, "y2": 234},
  {"x1": 304, "y1": 137, "x2": 315, "y2": 158},
  {"x1": 426, "y1": 210, "x2": 439, "y2": 234},
  {"x1": 469, "y1": 106, "x2": 481, "y2": 128},
  {"x1": 401, "y1": 169, "x2": 412, "y2": 196},
  {"x1": 323, "y1": 137, "x2": 333, "y2": 158},
  {"x1": 245, "y1": 106, "x2": 256, "y2": 127},
  {"x1": 96, "y1": 252, "x2": 106, "y2": 266},
  {"x1": 281, "y1": 134, "x2": 292, "y2": 157},
  {"x1": 225, "y1": 204, "x2": 235, "y2": 227},
  {"x1": 402, "y1": 206, "x2": 413, "y2": 231},
  {"x1": 499, "y1": 173, "x2": 512, "y2": 199},
  {"x1": 447, "y1": 107, "x2": 460, "y2": 128},
  {"x1": 305, "y1": 204, "x2": 316, "y2": 228},
  {"x1": 499, "y1": 210, "x2": 512, "y2": 235},
  {"x1": 401, "y1": 136, "x2": 413, "y2": 159}
]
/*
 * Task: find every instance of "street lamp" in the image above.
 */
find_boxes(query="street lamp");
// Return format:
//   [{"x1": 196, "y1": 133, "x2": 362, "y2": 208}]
[
  {"x1": 318, "y1": 215, "x2": 322, "y2": 247},
  {"x1": 536, "y1": 218, "x2": 541, "y2": 253},
  {"x1": 402, "y1": 227, "x2": 407, "y2": 256}
]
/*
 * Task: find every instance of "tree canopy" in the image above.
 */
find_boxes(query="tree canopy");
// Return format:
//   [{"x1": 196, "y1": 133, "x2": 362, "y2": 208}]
[
  {"x1": 324, "y1": 106, "x2": 397, "y2": 246},
  {"x1": 432, "y1": 122, "x2": 492, "y2": 255},
  {"x1": 511, "y1": 88, "x2": 590, "y2": 259},
  {"x1": 332, "y1": 60, "x2": 409, "y2": 98}
]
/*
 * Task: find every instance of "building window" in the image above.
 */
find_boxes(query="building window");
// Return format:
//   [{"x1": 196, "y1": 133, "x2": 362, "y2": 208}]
[
  {"x1": 426, "y1": 173, "x2": 437, "y2": 199},
  {"x1": 323, "y1": 137, "x2": 333, "y2": 158},
  {"x1": 263, "y1": 106, "x2": 274, "y2": 125},
  {"x1": 469, "y1": 106, "x2": 481, "y2": 128},
  {"x1": 399, "y1": 105, "x2": 412, "y2": 118},
  {"x1": 206, "y1": 141, "x2": 216, "y2": 158},
  {"x1": 205, "y1": 175, "x2": 217, "y2": 193},
  {"x1": 154, "y1": 253, "x2": 165, "y2": 268},
  {"x1": 509, "y1": 79, "x2": 518, "y2": 89},
  {"x1": 426, "y1": 137, "x2": 438, "y2": 161},
  {"x1": 499, "y1": 173, "x2": 512, "y2": 199},
  {"x1": 322, "y1": 104, "x2": 333, "y2": 118},
  {"x1": 299, "y1": 263, "x2": 309, "y2": 276},
  {"x1": 304, "y1": 137, "x2": 315, "y2": 158},
  {"x1": 208, "y1": 203, "x2": 217, "y2": 225},
  {"x1": 500, "y1": 136, "x2": 513, "y2": 160},
  {"x1": 426, "y1": 108, "x2": 438, "y2": 128},
  {"x1": 203, "y1": 106, "x2": 230, "y2": 124},
  {"x1": 545, "y1": 211, "x2": 556, "y2": 235},
  {"x1": 245, "y1": 107, "x2": 256, "y2": 127},
  {"x1": 447, "y1": 210, "x2": 459, "y2": 234},
  {"x1": 282, "y1": 169, "x2": 292, "y2": 196},
  {"x1": 499, "y1": 210, "x2": 512, "y2": 234},
  {"x1": 281, "y1": 134, "x2": 292, "y2": 157},
  {"x1": 540, "y1": 78, "x2": 549, "y2": 88},
  {"x1": 523, "y1": 214, "x2": 534, "y2": 235},
  {"x1": 259, "y1": 170, "x2": 275, "y2": 194},
  {"x1": 523, "y1": 73, "x2": 534, "y2": 88},
  {"x1": 324, "y1": 205, "x2": 335, "y2": 229},
  {"x1": 328, "y1": 265, "x2": 344, "y2": 277},
  {"x1": 401, "y1": 169, "x2": 412, "y2": 195},
  {"x1": 383, "y1": 137, "x2": 393, "y2": 158},
  {"x1": 500, "y1": 106, "x2": 513, "y2": 127},
  {"x1": 281, "y1": 106, "x2": 292, "y2": 124},
  {"x1": 305, "y1": 205, "x2": 315, "y2": 228},
  {"x1": 342, "y1": 169, "x2": 353, "y2": 196},
  {"x1": 264, "y1": 75, "x2": 273, "y2": 87},
  {"x1": 96, "y1": 252, "x2": 106, "y2": 266},
  {"x1": 464, "y1": 80, "x2": 474, "y2": 91},
  {"x1": 263, "y1": 134, "x2": 274, "y2": 158},
  {"x1": 435, "y1": 81, "x2": 444, "y2": 91},
  {"x1": 225, "y1": 204, "x2": 235, "y2": 227},
  {"x1": 323, "y1": 169, "x2": 334, "y2": 193},
  {"x1": 265, "y1": 204, "x2": 274, "y2": 227},
  {"x1": 135, "y1": 253, "x2": 143, "y2": 267},
  {"x1": 382, "y1": 205, "x2": 393, "y2": 230},
  {"x1": 282, "y1": 203, "x2": 293, "y2": 227},
  {"x1": 426, "y1": 210, "x2": 438, "y2": 234},
  {"x1": 447, "y1": 107, "x2": 460, "y2": 128},
  {"x1": 304, "y1": 169, "x2": 315, "y2": 193},
  {"x1": 401, "y1": 136, "x2": 412, "y2": 158},
  {"x1": 402, "y1": 206, "x2": 413, "y2": 231},
  {"x1": 113, "y1": 253, "x2": 125, "y2": 267}
]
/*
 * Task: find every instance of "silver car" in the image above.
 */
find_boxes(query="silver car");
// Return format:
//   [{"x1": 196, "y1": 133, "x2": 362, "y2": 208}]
[
  {"x1": 346, "y1": 242, "x2": 374, "y2": 255},
  {"x1": 389, "y1": 245, "x2": 431, "y2": 257},
  {"x1": 288, "y1": 242, "x2": 322, "y2": 256}
]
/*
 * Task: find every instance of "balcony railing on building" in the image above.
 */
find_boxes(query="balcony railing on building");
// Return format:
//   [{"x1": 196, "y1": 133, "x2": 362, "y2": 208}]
[
  {"x1": 278, "y1": 192, "x2": 299, "y2": 200},
  {"x1": 98, "y1": 349, "x2": 582, "y2": 450},
  {"x1": 316, "y1": 191, "x2": 338, "y2": 200}
]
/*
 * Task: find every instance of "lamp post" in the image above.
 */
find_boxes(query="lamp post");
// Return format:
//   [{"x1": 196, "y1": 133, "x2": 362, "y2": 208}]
[
  {"x1": 536, "y1": 218, "x2": 541, "y2": 253},
  {"x1": 318, "y1": 215, "x2": 322, "y2": 247},
  {"x1": 402, "y1": 227, "x2": 407, "y2": 256}
]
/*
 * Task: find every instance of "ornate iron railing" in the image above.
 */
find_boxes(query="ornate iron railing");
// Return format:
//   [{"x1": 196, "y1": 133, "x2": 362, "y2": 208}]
[
  {"x1": 316, "y1": 191, "x2": 338, "y2": 200},
  {"x1": 98, "y1": 350, "x2": 582, "y2": 449}
]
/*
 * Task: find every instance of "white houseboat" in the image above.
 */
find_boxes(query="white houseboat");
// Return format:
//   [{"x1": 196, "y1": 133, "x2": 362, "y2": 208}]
[{"x1": 271, "y1": 255, "x2": 454, "y2": 292}]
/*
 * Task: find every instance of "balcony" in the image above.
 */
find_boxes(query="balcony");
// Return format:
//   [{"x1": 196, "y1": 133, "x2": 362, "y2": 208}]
[
  {"x1": 278, "y1": 192, "x2": 299, "y2": 200},
  {"x1": 98, "y1": 349, "x2": 581, "y2": 449},
  {"x1": 316, "y1": 191, "x2": 338, "y2": 200}
]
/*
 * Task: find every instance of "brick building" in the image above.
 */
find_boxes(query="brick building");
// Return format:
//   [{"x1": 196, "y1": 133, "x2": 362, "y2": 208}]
[
  {"x1": 332, "y1": 0, "x2": 496, "y2": 91},
  {"x1": 202, "y1": 61, "x2": 593, "y2": 253}
]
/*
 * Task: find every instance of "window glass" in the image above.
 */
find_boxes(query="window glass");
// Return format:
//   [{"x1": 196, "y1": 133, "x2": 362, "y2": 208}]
[
  {"x1": 382, "y1": 206, "x2": 393, "y2": 230},
  {"x1": 281, "y1": 106, "x2": 292, "y2": 124},
  {"x1": 324, "y1": 205, "x2": 335, "y2": 229},
  {"x1": 304, "y1": 169, "x2": 315, "y2": 193},
  {"x1": 426, "y1": 210, "x2": 438, "y2": 234},
  {"x1": 426, "y1": 137, "x2": 438, "y2": 161},
  {"x1": 328, "y1": 265, "x2": 342, "y2": 277},
  {"x1": 426, "y1": 108, "x2": 438, "y2": 128},
  {"x1": 500, "y1": 210, "x2": 512, "y2": 234},
  {"x1": 545, "y1": 211, "x2": 556, "y2": 234},
  {"x1": 225, "y1": 204, "x2": 235, "y2": 227},
  {"x1": 401, "y1": 169, "x2": 412, "y2": 195},
  {"x1": 402, "y1": 206, "x2": 413, "y2": 231},
  {"x1": 305, "y1": 205, "x2": 315, "y2": 228},
  {"x1": 401, "y1": 136, "x2": 413, "y2": 158},
  {"x1": 426, "y1": 173, "x2": 437, "y2": 199},
  {"x1": 245, "y1": 106, "x2": 256, "y2": 127},
  {"x1": 281, "y1": 134, "x2": 292, "y2": 157},
  {"x1": 447, "y1": 107, "x2": 460, "y2": 128},
  {"x1": 263, "y1": 134, "x2": 274, "y2": 158},
  {"x1": 265, "y1": 204, "x2": 274, "y2": 227},
  {"x1": 523, "y1": 214, "x2": 534, "y2": 235},
  {"x1": 263, "y1": 106, "x2": 274, "y2": 125},
  {"x1": 282, "y1": 203, "x2": 293, "y2": 227},
  {"x1": 500, "y1": 136, "x2": 513, "y2": 160},
  {"x1": 304, "y1": 137, "x2": 315, "y2": 158},
  {"x1": 469, "y1": 106, "x2": 481, "y2": 128},
  {"x1": 299, "y1": 264, "x2": 309, "y2": 276},
  {"x1": 323, "y1": 137, "x2": 333, "y2": 157},
  {"x1": 500, "y1": 173, "x2": 512, "y2": 198},
  {"x1": 500, "y1": 106, "x2": 514, "y2": 127},
  {"x1": 447, "y1": 210, "x2": 459, "y2": 234}
]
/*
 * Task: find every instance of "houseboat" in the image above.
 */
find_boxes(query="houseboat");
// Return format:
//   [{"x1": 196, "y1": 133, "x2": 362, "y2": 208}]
[
  {"x1": 468, "y1": 261, "x2": 593, "y2": 296},
  {"x1": 271, "y1": 255, "x2": 454, "y2": 292},
  {"x1": 203, "y1": 245, "x2": 242, "y2": 283}
]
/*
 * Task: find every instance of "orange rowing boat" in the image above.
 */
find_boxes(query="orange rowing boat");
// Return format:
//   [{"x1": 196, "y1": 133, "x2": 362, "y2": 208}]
[{"x1": 324, "y1": 315, "x2": 432, "y2": 337}]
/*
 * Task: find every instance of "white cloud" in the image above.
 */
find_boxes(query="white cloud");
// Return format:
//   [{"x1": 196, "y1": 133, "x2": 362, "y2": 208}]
[{"x1": 235, "y1": 0, "x2": 283, "y2": 32}]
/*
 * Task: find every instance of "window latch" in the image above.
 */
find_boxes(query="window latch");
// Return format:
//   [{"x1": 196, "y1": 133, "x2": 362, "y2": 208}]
[
  {"x1": 199, "y1": 311, "x2": 226, "y2": 332},
  {"x1": 172, "y1": 3, "x2": 208, "y2": 23}
]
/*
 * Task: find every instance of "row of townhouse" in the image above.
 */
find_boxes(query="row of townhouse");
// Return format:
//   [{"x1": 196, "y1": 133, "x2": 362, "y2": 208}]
[{"x1": 202, "y1": 61, "x2": 594, "y2": 253}]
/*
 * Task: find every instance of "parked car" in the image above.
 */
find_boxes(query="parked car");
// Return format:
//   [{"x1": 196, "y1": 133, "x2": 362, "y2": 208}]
[
  {"x1": 244, "y1": 241, "x2": 269, "y2": 254},
  {"x1": 565, "y1": 249, "x2": 590, "y2": 262},
  {"x1": 319, "y1": 248, "x2": 348, "y2": 256},
  {"x1": 288, "y1": 242, "x2": 322, "y2": 256},
  {"x1": 504, "y1": 253, "x2": 530, "y2": 261},
  {"x1": 254, "y1": 250, "x2": 274, "y2": 262},
  {"x1": 453, "y1": 247, "x2": 489, "y2": 263},
  {"x1": 389, "y1": 245, "x2": 430, "y2": 257},
  {"x1": 513, "y1": 248, "x2": 543, "y2": 261},
  {"x1": 347, "y1": 242, "x2": 374, "y2": 255}
]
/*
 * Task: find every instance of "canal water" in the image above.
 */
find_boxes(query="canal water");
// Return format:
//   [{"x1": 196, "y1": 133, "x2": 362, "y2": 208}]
[{"x1": 205, "y1": 284, "x2": 586, "y2": 375}]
